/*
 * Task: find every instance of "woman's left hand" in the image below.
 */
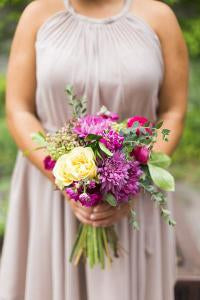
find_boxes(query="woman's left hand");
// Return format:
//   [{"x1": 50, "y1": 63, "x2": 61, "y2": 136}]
[{"x1": 90, "y1": 200, "x2": 134, "y2": 227}]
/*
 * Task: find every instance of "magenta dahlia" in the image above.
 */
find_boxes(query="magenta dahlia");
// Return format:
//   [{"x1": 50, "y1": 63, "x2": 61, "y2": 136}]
[{"x1": 99, "y1": 152, "x2": 142, "y2": 203}]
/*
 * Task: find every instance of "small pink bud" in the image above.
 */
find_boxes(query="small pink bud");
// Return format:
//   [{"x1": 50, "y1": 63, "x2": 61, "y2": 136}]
[{"x1": 43, "y1": 156, "x2": 56, "y2": 170}]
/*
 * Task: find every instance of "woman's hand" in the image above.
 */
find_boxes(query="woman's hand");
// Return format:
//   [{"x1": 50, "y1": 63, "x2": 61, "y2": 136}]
[
  {"x1": 90, "y1": 202, "x2": 133, "y2": 227},
  {"x1": 63, "y1": 191, "x2": 134, "y2": 227}
]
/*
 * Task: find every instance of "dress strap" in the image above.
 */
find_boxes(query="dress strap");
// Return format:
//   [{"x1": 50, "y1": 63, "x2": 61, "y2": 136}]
[
  {"x1": 123, "y1": 0, "x2": 133, "y2": 14},
  {"x1": 63, "y1": 0, "x2": 69, "y2": 9}
]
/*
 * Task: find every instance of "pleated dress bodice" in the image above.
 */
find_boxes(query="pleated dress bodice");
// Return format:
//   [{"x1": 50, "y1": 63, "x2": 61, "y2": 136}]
[{"x1": 35, "y1": 0, "x2": 164, "y2": 131}]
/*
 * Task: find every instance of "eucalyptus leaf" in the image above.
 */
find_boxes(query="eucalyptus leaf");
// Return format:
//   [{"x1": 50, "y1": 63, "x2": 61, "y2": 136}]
[
  {"x1": 98, "y1": 142, "x2": 113, "y2": 156},
  {"x1": 104, "y1": 193, "x2": 117, "y2": 207},
  {"x1": 148, "y1": 163, "x2": 175, "y2": 192},
  {"x1": 132, "y1": 121, "x2": 140, "y2": 129},
  {"x1": 150, "y1": 152, "x2": 171, "y2": 168},
  {"x1": 31, "y1": 132, "x2": 46, "y2": 147}
]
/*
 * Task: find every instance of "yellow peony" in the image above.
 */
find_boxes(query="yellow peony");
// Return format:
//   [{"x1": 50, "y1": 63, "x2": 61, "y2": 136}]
[{"x1": 53, "y1": 147, "x2": 97, "y2": 189}]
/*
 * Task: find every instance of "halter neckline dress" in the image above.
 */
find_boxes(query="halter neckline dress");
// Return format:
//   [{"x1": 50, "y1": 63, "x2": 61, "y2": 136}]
[{"x1": 0, "y1": 0, "x2": 176, "y2": 299}]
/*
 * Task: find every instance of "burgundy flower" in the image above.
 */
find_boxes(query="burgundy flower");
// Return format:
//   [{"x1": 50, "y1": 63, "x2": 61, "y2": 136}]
[
  {"x1": 131, "y1": 146, "x2": 150, "y2": 165},
  {"x1": 79, "y1": 193, "x2": 102, "y2": 207},
  {"x1": 97, "y1": 107, "x2": 119, "y2": 121},
  {"x1": 101, "y1": 112, "x2": 119, "y2": 121},
  {"x1": 43, "y1": 156, "x2": 56, "y2": 171}
]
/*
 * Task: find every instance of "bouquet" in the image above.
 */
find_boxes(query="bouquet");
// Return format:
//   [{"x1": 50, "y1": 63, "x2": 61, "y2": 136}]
[{"x1": 31, "y1": 85, "x2": 176, "y2": 269}]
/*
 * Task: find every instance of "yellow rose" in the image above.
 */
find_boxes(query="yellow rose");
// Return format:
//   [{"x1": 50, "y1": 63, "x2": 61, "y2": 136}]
[{"x1": 53, "y1": 147, "x2": 97, "y2": 188}]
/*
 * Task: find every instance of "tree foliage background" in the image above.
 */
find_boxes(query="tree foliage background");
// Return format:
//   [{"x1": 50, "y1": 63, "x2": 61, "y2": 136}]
[{"x1": 0, "y1": 0, "x2": 200, "y2": 57}]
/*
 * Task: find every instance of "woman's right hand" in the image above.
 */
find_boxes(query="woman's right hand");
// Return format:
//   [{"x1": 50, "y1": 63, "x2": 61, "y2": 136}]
[
  {"x1": 62, "y1": 191, "x2": 93, "y2": 225},
  {"x1": 62, "y1": 191, "x2": 116, "y2": 226}
]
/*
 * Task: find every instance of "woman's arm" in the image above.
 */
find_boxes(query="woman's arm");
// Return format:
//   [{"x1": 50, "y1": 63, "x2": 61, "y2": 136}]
[
  {"x1": 91, "y1": 2, "x2": 189, "y2": 226},
  {"x1": 6, "y1": 0, "x2": 105, "y2": 225},
  {"x1": 152, "y1": 2, "x2": 189, "y2": 154},
  {"x1": 6, "y1": 1, "x2": 63, "y2": 184}
]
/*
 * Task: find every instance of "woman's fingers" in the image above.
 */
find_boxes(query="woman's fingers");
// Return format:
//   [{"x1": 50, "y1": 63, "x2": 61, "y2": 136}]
[
  {"x1": 71, "y1": 203, "x2": 92, "y2": 219},
  {"x1": 68, "y1": 194, "x2": 133, "y2": 226},
  {"x1": 93, "y1": 203, "x2": 113, "y2": 213},
  {"x1": 92, "y1": 204, "x2": 130, "y2": 227},
  {"x1": 90, "y1": 207, "x2": 117, "y2": 221},
  {"x1": 74, "y1": 211, "x2": 93, "y2": 225}
]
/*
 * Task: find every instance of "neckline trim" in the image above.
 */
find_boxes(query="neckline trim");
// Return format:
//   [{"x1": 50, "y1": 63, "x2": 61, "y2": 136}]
[{"x1": 64, "y1": 0, "x2": 132, "y2": 24}]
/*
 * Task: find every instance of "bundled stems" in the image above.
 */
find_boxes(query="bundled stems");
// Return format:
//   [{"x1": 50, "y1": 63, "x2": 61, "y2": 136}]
[{"x1": 70, "y1": 224, "x2": 119, "y2": 269}]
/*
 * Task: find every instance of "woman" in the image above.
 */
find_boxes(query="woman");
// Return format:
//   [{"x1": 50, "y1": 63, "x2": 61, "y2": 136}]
[{"x1": 0, "y1": 0, "x2": 188, "y2": 299}]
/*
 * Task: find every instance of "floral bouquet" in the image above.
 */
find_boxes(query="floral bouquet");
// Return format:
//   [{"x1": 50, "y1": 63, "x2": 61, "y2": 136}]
[{"x1": 31, "y1": 85, "x2": 175, "y2": 269}]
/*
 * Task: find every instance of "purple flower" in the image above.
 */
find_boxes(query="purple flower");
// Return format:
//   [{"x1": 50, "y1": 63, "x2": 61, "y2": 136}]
[
  {"x1": 44, "y1": 156, "x2": 56, "y2": 171},
  {"x1": 99, "y1": 152, "x2": 142, "y2": 203},
  {"x1": 66, "y1": 186, "x2": 102, "y2": 207},
  {"x1": 73, "y1": 115, "x2": 111, "y2": 138},
  {"x1": 79, "y1": 193, "x2": 102, "y2": 207},
  {"x1": 131, "y1": 146, "x2": 150, "y2": 165},
  {"x1": 65, "y1": 188, "x2": 79, "y2": 201},
  {"x1": 100, "y1": 130, "x2": 124, "y2": 152},
  {"x1": 88, "y1": 181, "x2": 96, "y2": 189}
]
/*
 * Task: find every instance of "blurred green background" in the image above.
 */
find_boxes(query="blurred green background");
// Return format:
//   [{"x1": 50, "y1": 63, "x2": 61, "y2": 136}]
[{"x1": 0, "y1": 0, "x2": 200, "y2": 239}]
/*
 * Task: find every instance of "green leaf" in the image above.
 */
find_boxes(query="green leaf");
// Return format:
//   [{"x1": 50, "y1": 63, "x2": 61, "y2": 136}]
[
  {"x1": 98, "y1": 105, "x2": 109, "y2": 115},
  {"x1": 148, "y1": 163, "x2": 175, "y2": 192},
  {"x1": 104, "y1": 193, "x2": 117, "y2": 207},
  {"x1": 129, "y1": 209, "x2": 140, "y2": 230},
  {"x1": 86, "y1": 134, "x2": 102, "y2": 141},
  {"x1": 31, "y1": 132, "x2": 46, "y2": 147},
  {"x1": 155, "y1": 121, "x2": 163, "y2": 129},
  {"x1": 23, "y1": 146, "x2": 45, "y2": 157},
  {"x1": 98, "y1": 142, "x2": 113, "y2": 156},
  {"x1": 150, "y1": 152, "x2": 171, "y2": 168},
  {"x1": 65, "y1": 84, "x2": 73, "y2": 95}
]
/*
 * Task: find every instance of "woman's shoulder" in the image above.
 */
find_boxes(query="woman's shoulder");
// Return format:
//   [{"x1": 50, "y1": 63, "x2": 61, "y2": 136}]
[
  {"x1": 17, "y1": 0, "x2": 65, "y2": 36},
  {"x1": 132, "y1": 0, "x2": 184, "y2": 47}
]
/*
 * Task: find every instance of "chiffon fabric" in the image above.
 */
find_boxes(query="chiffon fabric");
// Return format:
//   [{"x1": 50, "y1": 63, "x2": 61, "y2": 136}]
[{"x1": 0, "y1": 0, "x2": 176, "y2": 298}]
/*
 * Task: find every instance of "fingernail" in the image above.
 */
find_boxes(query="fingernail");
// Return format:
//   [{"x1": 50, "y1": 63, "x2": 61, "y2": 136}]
[{"x1": 90, "y1": 214, "x2": 95, "y2": 220}]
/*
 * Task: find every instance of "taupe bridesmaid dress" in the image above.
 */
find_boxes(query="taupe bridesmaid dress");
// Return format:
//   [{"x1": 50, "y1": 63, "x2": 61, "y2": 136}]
[{"x1": 0, "y1": 0, "x2": 176, "y2": 298}]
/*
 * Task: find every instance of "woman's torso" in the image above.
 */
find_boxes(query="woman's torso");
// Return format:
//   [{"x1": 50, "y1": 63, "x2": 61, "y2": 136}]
[{"x1": 34, "y1": 0, "x2": 164, "y2": 132}]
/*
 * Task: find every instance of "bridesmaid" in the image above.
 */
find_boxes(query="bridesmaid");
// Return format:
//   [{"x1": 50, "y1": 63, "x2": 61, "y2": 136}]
[{"x1": 0, "y1": 0, "x2": 188, "y2": 299}]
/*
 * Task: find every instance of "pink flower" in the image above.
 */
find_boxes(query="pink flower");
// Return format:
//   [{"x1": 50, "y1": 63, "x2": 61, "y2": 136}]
[
  {"x1": 127, "y1": 116, "x2": 148, "y2": 128},
  {"x1": 131, "y1": 146, "x2": 150, "y2": 165},
  {"x1": 73, "y1": 115, "x2": 111, "y2": 138},
  {"x1": 127, "y1": 116, "x2": 152, "y2": 135}
]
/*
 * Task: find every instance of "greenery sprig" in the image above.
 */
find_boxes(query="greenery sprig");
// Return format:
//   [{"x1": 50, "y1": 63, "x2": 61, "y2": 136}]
[{"x1": 65, "y1": 84, "x2": 87, "y2": 119}]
